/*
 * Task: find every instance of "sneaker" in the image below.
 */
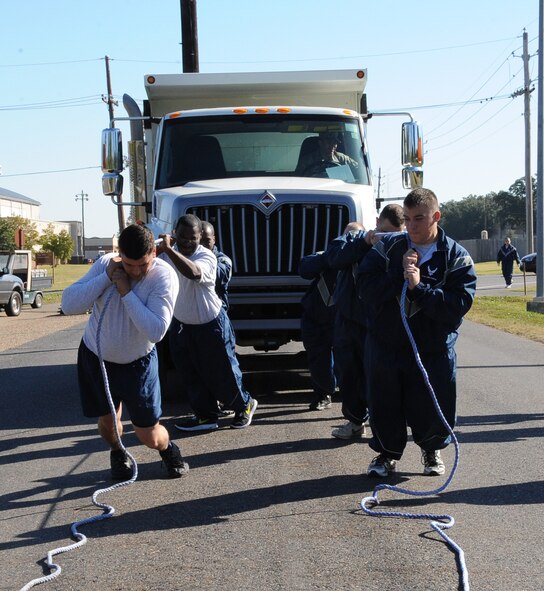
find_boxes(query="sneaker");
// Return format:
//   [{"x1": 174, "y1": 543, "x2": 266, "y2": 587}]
[
  {"x1": 175, "y1": 416, "x2": 219, "y2": 432},
  {"x1": 217, "y1": 405, "x2": 236, "y2": 418},
  {"x1": 331, "y1": 421, "x2": 365, "y2": 440},
  {"x1": 110, "y1": 449, "x2": 133, "y2": 480},
  {"x1": 159, "y1": 441, "x2": 189, "y2": 478},
  {"x1": 422, "y1": 450, "x2": 445, "y2": 476},
  {"x1": 309, "y1": 395, "x2": 333, "y2": 411},
  {"x1": 230, "y1": 398, "x2": 258, "y2": 429},
  {"x1": 367, "y1": 454, "x2": 397, "y2": 478},
  {"x1": 506, "y1": 284, "x2": 512, "y2": 289}
]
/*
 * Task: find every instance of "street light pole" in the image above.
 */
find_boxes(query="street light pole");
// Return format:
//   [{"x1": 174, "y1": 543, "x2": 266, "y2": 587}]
[{"x1": 75, "y1": 190, "x2": 89, "y2": 260}]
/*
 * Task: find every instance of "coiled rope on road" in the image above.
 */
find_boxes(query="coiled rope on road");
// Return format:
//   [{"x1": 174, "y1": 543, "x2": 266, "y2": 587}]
[{"x1": 360, "y1": 280, "x2": 470, "y2": 591}]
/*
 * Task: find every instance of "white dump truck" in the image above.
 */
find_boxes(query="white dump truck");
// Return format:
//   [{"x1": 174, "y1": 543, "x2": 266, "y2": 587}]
[{"x1": 101, "y1": 69, "x2": 423, "y2": 350}]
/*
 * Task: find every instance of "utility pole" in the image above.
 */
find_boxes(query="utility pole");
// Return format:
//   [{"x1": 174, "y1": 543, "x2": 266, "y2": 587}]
[
  {"x1": 535, "y1": 0, "x2": 544, "y2": 301},
  {"x1": 522, "y1": 30, "x2": 534, "y2": 254},
  {"x1": 181, "y1": 0, "x2": 199, "y2": 72},
  {"x1": 528, "y1": 0, "x2": 544, "y2": 313},
  {"x1": 375, "y1": 167, "x2": 382, "y2": 210},
  {"x1": 104, "y1": 55, "x2": 116, "y2": 127},
  {"x1": 102, "y1": 55, "x2": 125, "y2": 232},
  {"x1": 75, "y1": 190, "x2": 88, "y2": 260}
]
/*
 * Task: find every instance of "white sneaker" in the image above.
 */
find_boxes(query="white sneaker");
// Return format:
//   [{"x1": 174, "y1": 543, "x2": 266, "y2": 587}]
[
  {"x1": 331, "y1": 421, "x2": 365, "y2": 440},
  {"x1": 422, "y1": 450, "x2": 445, "y2": 476}
]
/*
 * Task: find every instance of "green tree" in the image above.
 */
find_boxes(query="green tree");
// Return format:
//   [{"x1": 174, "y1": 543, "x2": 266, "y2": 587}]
[
  {"x1": 39, "y1": 224, "x2": 74, "y2": 264},
  {"x1": 440, "y1": 194, "x2": 487, "y2": 240},
  {"x1": 438, "y1": 176, "x2": 536, "y2": 240},
  {"x1": 0, "y1": 216, "x2": 40, "y2": 250}
]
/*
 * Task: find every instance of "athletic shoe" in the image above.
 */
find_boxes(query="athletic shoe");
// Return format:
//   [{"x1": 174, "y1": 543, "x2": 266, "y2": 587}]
[
  {"x1": 110, "y1": 449, "x2": 133, "y2": 480},
  {"x1": 367, "y1": 454, "x2": 397, "y2": 477},
  {"x1": 175, "y1": 416, "x2": 219, "y2": 432},
  {"x1": 217, "y1": 406, "x2": 236, "y2": 418},
  {"x1": 506, "y1": 284, "x2": 512, "y2": 289},
  {"x1": 331, "y1": 421, "x2": 365, "y2": 440},
  {"x1": 309, "y1": 395, "x2": 333, "y2": 411},
  {"x1": 230, "y1": 398, "x2": 258, "y2": 429},
  {"x1": 159, "y1": 441, "x2": 189, "y2": 478},
  {"x1": 422, "y1": 450, "x2": 445, "y2": 476}
]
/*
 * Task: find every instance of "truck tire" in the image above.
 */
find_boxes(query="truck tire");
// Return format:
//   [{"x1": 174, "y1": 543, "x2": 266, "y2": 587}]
[
  {"x1": 6, "y1": 291, "x2": 22, "y2": 317},
  {"x1": 31, "y1": 293, "x2": 43, "y2": 309}
]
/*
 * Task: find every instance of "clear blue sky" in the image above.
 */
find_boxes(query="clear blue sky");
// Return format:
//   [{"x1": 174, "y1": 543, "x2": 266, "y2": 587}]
[{"x1": 0, "y1": 0, "x2": 540, "y2": 237}]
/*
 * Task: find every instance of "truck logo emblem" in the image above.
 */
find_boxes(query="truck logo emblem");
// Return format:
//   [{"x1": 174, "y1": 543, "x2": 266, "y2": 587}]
[{"x1": 259, "y1": 191, "x2": 276, "y2": 209}]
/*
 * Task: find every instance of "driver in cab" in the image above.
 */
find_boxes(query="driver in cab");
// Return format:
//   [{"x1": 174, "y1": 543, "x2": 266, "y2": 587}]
[{"x1": 296, "y1": 131, "x2": 358, "y2": 177}]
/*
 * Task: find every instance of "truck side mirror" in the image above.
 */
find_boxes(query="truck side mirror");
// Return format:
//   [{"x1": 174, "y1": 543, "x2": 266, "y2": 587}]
[
  {"x1": 102, "y1": 172, "x2": 124, "y2": 197},
  {"x1": 401, "y1": 121, "x2": 423, "y2": 167},
  {"x1": 102, "y1": 128, "x2": 124, "y2": 173},
  {"x1": 402, "y1": 166, "x2": 424, "y2": 189}
]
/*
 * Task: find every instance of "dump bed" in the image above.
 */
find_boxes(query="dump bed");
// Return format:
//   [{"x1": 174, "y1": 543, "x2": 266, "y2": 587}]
[{"x1": 144, "y1": 69, "x2": 367, "y2": 116}]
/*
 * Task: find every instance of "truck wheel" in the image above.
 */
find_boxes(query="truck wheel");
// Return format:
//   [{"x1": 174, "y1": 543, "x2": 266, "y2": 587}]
[
  {"x1": 6, "y1": 292, "x2": 22, "y2": 316},
  {"x1": 31, "y1": 293, "x2": 43, "y2": 309}
]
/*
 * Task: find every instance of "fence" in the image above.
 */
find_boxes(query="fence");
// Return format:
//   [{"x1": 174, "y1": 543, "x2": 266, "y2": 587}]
[{"x1": 460, "y1": 236, "x2": 530, "y2": 263}]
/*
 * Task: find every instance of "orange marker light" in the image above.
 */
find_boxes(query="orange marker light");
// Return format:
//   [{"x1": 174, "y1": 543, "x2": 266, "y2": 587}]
[
  {"x1": 356, "y1": 70, "x2": 365, "y2": 79},
  {"x1": 233, "y1": 108, "x2": 248, "y2": 114},
  {"x1": 255, "y1": 108, "x2": 270, "y2": 113},
  {"x1": 147, "y1": 75, "x2": 156, "y2": 84}
]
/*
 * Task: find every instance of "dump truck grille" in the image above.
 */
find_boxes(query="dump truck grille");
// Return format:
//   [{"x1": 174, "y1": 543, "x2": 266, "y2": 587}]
[{"x1": 187, "y1": 203, "x2": 350, "y2": 276}]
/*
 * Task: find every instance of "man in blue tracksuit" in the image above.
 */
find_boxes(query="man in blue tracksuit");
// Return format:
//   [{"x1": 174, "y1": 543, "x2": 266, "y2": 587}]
[
  {"x1": 326, "y1": 205, "x2": 406, "y2": 440},
  {"x1": 496, "y1": 236, "x2": 520, "y2": 288},
  {"x1": 299, "y1": 250, "x2": 338, "y2": 411},
  {"x1": 326, "y1": 223, "x2": 373, "y2": 439},
  {"x1": 356, "y1": 188, "x2": 477, "y2": 477},
  {"x1": 201, "y1": 220, "x2": 232, "y2": 310}
]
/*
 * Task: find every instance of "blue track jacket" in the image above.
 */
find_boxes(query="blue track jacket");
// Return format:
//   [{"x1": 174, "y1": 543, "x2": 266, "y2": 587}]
[
  {"x1": 325, "y1": 230, "x2": 372, "y2": 325},
  {"x1": 356, "y1": 227, "x2": 477, "y2": 353}
]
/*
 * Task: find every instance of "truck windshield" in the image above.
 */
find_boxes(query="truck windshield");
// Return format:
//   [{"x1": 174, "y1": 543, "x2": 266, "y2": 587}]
[{"x1": 156, "y1": 114, "x2": 370, "y2": 189}]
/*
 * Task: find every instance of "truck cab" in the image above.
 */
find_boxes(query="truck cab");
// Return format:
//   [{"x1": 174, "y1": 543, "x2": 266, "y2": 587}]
[
  {"x1": 101, "y1": 70, "x2": 423, "y2": 349},
  {"x1": 0, "y1": 251, "x2": 52, "y2": 316}
]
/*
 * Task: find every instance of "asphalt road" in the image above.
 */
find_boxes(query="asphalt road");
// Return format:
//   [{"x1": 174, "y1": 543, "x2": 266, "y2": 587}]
[{"x1": 1, "y1": 302, "x2": 543, "y2": 591}]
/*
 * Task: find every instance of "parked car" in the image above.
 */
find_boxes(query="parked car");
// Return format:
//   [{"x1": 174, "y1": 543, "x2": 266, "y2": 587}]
[{"x1": 519, "y1": 252, "x2": 537, "y2": 273}]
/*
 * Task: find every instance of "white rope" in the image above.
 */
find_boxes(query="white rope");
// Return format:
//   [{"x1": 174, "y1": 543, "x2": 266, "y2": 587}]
[
  {"x1": 360, "y1": 280, "x2": 470, "y2": 590},
  {"x1": 20, "y1": 287, "x2": 137, "y2": 590}
]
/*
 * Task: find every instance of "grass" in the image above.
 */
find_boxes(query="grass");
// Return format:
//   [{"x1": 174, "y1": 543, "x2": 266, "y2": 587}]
[
  {"x1": 41, "y1": 264, "x2": 90, "y2": 304},
  {"x1": 38, "y1": 261, "x2": 544, "y2": 344},
  {"x1": 467, "y1": 296, "x2": 544, "y2": 344}
]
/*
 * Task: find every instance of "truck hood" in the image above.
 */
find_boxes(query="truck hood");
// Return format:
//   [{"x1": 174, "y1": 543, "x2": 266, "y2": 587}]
[
  {"x1": 152, "y1": 176, "x2": 372, "y2": 233},
  {"x1": 156, "y1": 176, "x2": 366, "y2": 199}
]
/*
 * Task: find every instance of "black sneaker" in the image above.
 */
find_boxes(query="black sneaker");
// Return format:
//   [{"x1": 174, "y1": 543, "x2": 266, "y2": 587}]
[
  {"x1": 159, "y1": 441, "x2": 189, "y2": 478},
  {"x1": 174, "y1": 416, "x2": 219, "y2": 432},
  {"x1": 110, "y1": 449, "x2": 133, "y2": 480},
  {"x1": 230, "y1": 398, "x2": 258, "y2": 429},
  {"x1": 422, "y1": 450, "x2": 445, "y2": 476},
  {"x1": 367, "y1": 454, "x2": 397, "y2": 478},
  {"x1": 217, "y1": 403, "x2": 236, "y2": 418},
  {"x1": 309, "y1": 395, "x2": 332, "y2": 411}
]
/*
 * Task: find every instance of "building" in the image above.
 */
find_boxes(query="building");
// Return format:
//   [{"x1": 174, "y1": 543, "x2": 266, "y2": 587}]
[{"x1": 1, "y1": 185, "x2": 120, "y2": 262}]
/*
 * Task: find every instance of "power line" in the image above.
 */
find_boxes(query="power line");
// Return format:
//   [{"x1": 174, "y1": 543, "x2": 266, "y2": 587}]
[
  {"x1": 0, "y1": 36, "x2": 523, "y2": 69},
  {"x1": 0, "y1": 58, "x2": 102, "y2": 68},
  {"x1": 0, "y1": 96, "x2": 103, "y2": 111},
  {"x1": 430, "y1": 97, "x2": 517, "y2": 152},
  {"x1": 1, "y1": 166, "x2": 100, "y2": 178},
  {"x1": 200, "y1": 36, "x2": 522, "y2": 64}
]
